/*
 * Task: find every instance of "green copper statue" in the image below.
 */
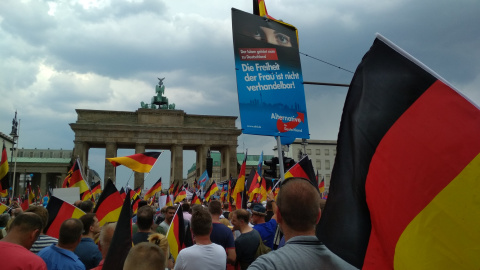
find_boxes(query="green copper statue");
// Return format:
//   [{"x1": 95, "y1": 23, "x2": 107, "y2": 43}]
[{"x1": 141, "y1": 77, "x2": 176, "y2": 110}]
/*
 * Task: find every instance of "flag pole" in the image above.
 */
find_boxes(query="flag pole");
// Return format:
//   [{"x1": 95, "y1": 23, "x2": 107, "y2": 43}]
[
  {"x1": 76, "y1": 157, "x2": 92, "y2": 198},
  {"x1": 12, "y1": 119, "x2": 20, "y2": 197},
  {"x1": 276, "y1": 136, "x2": 285, "y2": 182},
  {"x1": 125, "y1": 170, "x2": 135, "y2": 189}
]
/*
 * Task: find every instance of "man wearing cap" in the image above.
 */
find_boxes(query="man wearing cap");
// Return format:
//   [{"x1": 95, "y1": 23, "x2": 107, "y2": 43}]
[{"x1": 251, "y1": 203, "x2": 277, "y2": 249}]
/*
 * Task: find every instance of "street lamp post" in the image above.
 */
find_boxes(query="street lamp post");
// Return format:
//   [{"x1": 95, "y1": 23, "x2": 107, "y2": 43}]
[{"x1": 9, "y1": 111, "x2": 19, "y2": 197}]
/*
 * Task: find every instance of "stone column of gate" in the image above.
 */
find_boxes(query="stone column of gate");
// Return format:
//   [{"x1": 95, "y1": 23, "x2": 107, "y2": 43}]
[
  {"x1": 40, "y1": 173, "x2": 47, "y2": 195},
  {"x1": 105, "y1": 142, "x2": 117, "y2": 186},
  {"x1": 134, "y1": 144, "x2": 146, "y2": 189},
  {"x1": 195, "y1": 145, "x2": 209, "y2": 178},
  {"x1": 220, "y1": 145, "x2": 238, "y2": 180},
  {"x1": 59, "y1": 174, "x2": 67, "y2": 189},
  {"x1": 228, "y1": 145, "x2": 238, "y2": 179},
  {"x1": 73, "y1": 141, "x2": 89, "y2": 174},
  {"x1": 170, "y1": 145, "x2": 183, "y2": 187}
]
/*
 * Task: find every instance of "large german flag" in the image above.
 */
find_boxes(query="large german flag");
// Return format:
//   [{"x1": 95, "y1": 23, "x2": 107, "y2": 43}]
[
  {"x1": 318, "y1": 34, "x2": 480, "y2": 269},
  {"x1": 94, "y1": 179, "x2": 123, "y2": 227},
  {"x1": 166, "y1": 206, "x2": 185, "y2": 260},
  {"x1": 284, "y1": 155, "x2": 316, "y2": 183},
  {"x1": 106, "y1": 152, "x2": 161, "y2": 173},
  {"x1": 45, "y1": 196, "x2": 85, "y2": 239},
  {"x1": 144, "y1": 178, "x2": 162, "y2": 201},
  {"x1": 103, "y1": 189, "x2": 132, "y2": 270},
  {"x1": 0, "y1": 142, "x2": 9, "y2": 197}
]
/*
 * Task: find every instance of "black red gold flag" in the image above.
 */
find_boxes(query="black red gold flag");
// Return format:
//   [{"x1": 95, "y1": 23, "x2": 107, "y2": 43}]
[
  {"x1": 0, "y1": 142, "x2": 9, "y2": 197},
  {"x1": 168, "y1": 183, "x2": 175, "y2": 194},
  {"x1": 91, "y1": 181, "x2": 102, "y2": 196},
  {"x1": 190, "y1": 192, "x2": 201, "y2": 205},
  {"x1": 144, "y1": 178, "x2": 162, "y2": 201},
  {"x1": 166, "y1": 206, "x2": 185, "y2": 260},
  {"x1": 165, "y1": 191, "x2": 173, "y2": 207},
  {"x1": 45, "y1": 196, "x2": 85, "y2": 238},
  {"x1": 106, "y1": 152, "x2": 161, "y2": 173},
  {"x1": 80, "y1": 189, "x2": 92, "y2": 201},
  {"x1": 103, "y1": 188, "x2": 132, "y2": 270},
  {"x1": 62, "y1": 159, "x2": 89, "y2": 194},
  {"x1": 174, "y1": 188, "x2": 187, "y2": 204},
  {"x1": 232, "y1": 153, "x2": 247, "y2": 209},
  {"x1": 172, "y1": 182, "x2": 180, "y2": 197},
  {"x1": 284, "y1": 155, "x2": 316, "y2": 183},
  {"x1": 119, "y1": 187, "x2": 126, "y2": 201},
  {"x1": 318, "y1": 177, "x2": 325, "y2": 194},
  {"x1": 246, "y1": 168, "x2": 260, "y2": 201},
  {"x1": 204, "y1": 182, "x2": 218, "y2": 202},
  {"x1": 317, "y1": 34, "x2": 480, "y2": 269},
  {"x1": 26, "y1": 181, "x2": 35, "y2": 205},
  {"x1": 94, "y1": 179, "x2": 123, "y2": 226},
  {"x1": 132, "y1": 196, "x2": 140, "y2": 215},
  {"x1": 130, "y1": 186, "x2": 141, "y2": 200}
]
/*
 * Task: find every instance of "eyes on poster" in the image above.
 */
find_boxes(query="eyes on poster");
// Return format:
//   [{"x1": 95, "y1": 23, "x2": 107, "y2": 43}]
[{"x1": 231, "y1": 8, "x2": 309, "y2": 139}]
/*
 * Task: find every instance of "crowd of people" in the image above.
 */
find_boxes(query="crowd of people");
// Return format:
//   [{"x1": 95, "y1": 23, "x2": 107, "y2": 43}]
[{"x1": 0, "y1": 177, "x2": 357, "y2": 270}]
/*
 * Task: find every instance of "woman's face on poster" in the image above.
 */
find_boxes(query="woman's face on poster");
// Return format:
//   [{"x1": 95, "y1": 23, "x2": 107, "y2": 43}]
[{"x1": 251, "y1": 26, "x2": 292, "y2": 47}]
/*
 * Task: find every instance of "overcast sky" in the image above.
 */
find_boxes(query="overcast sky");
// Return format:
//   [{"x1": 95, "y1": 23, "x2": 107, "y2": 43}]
[{"x1": 1, "y1": 0, "x2": 479, "y2": 189}]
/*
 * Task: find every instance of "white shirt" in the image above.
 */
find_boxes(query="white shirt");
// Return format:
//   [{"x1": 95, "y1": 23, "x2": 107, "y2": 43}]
[{"x1": 175, "y1": 243, "x2": 226, "y2": 270}]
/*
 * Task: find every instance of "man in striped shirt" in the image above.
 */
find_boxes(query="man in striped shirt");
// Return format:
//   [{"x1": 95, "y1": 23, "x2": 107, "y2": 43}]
[{"x1": 26, "y1": 206, "x2": 58, "y2": 254}]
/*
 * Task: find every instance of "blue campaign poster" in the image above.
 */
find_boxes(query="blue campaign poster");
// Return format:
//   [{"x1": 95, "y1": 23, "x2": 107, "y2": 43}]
[{"x1": 231, "y1": 8, "x2": 309, "y2": 139}]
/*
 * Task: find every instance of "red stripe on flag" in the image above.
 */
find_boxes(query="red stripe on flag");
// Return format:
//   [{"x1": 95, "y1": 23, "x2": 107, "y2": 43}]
[{"x1": 363, "y1": 80, "x2": 480, "y2": 268}]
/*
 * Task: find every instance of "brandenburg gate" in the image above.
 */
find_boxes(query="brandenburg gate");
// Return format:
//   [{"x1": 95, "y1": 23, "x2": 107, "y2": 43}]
[{"x1": 70, "y1": 108, "x2": 241, "y2": 188}]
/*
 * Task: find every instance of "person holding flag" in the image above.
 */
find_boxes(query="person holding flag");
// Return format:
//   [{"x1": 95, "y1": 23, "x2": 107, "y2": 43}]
[{"x1": 174, "y1": 207, "x2": 226, "y2": 270}]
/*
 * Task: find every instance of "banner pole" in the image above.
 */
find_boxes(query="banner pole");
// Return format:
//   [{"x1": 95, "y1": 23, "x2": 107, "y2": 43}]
[{"x1": 276, "y1": 136, "x2": 285, "y2": 182}]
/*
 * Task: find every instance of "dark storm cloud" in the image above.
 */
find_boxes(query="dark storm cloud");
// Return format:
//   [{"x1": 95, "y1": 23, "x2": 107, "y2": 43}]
[{"x1": 1, "y1": 0, "x2": 479, "y2": 184}]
